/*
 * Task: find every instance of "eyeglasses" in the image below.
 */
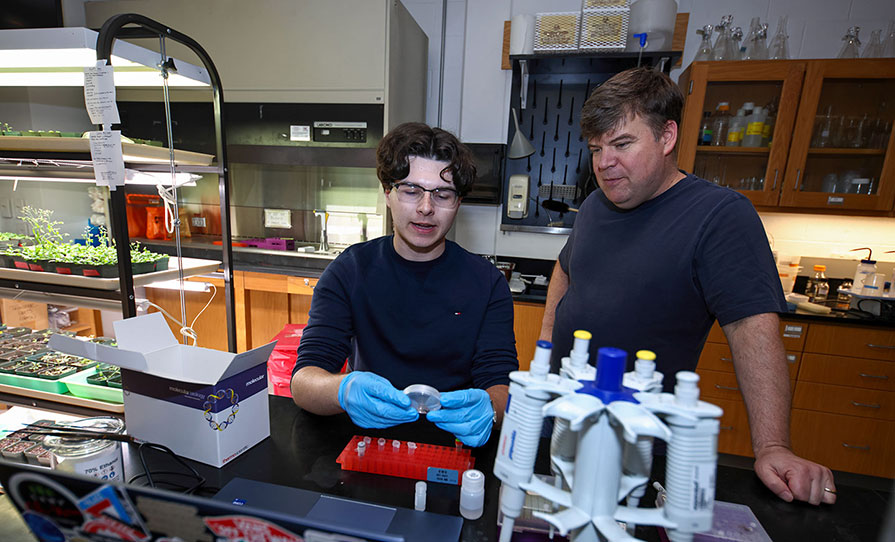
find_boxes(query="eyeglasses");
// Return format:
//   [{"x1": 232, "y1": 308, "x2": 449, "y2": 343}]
[{"x1": 389, "y1": 181, "x2": 460, "y2": 208}]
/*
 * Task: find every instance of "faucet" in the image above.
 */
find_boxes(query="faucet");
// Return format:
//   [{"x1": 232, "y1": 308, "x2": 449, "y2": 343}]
[{"x1": 313, "y1": 210, "x2": 329, "y2": 252}]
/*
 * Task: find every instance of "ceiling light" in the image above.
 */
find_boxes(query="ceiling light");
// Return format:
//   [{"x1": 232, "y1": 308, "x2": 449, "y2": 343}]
[{"x1": 0, "y1": 27, "x2": 210, "y2": 87}]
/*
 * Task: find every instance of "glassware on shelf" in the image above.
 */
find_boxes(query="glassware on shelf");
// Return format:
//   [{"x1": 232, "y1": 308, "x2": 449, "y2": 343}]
[
  {"x1": 820, "y1": 173, "x2": 838, "y2": 193},
  {"x1": 837, "y1": 26, "x2": 861, "y2": 59},
  {"x1": 868, "y1": 118, "x2": 891, "y2": 149},
  {"x1": 769, "y1": 15, "x2": 790, "y2": 59},
  {"x1": 710, "y1": 102, "x2": 731, "y2": 146},
  {"x1": 811, "y1": 106, "x2": 835, "y2": 148},
  {"x1": 743, "y1": 17, "x2": 769, "y2": 60},
  {"x1": 862, "y1": 29, "x2": 883, "y2": 58},
  {"x1": 731, "y1": 26, "x2": 744, "y2": 60},
  {"x1": 712, "y1": 15, "x2": 738, "y2": 61},
  {"x1": 883, "y1": 20, "x2": 895, "y2": 57},
  {"x1": 694, "y1": 24, "x2": 714, "y2": 61}
]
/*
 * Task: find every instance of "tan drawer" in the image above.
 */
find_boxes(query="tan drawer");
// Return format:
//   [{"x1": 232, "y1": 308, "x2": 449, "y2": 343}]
[
  {"x1": 779, "y1": 321, "x2": 808, "y2": 351},
  {"x1": 287, "y1": 276, "x2": 319, "y2": 295},
  {"x1": 242, "y1": 271, "x2": 289, "y2": 293},
  {"x1": 710, "y1": 396, "x2": 754, "y2": 458},
  {"x1": 697, "y1": 344, "x2": 800, "y2": 379},
  {"x1": 804, "y1": 324, "x2": 895, "y2": 361},
  {"x1": 791, "y1": 409, "x2": 895, "y2": 478},
  {"x1": 697, "y1": 369, "x2": 744, "y2": 401},
  {"x1": 793, "y1": 381, "x2": 894, "y2": 420},
  {"x1": 705, "y1": 320, "x2": 806, "y2": 352},
  {"x1": 798, "y1": 353, "x2": 894, "y2": 391},
  {"x1": 697, "y1": 369, "x2": 794, "y2": 401}
]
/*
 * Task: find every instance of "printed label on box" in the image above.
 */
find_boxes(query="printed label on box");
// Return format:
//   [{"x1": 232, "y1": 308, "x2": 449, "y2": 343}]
[{"x1": 426, "y1": 467, "x2": 459, "y2": 485}]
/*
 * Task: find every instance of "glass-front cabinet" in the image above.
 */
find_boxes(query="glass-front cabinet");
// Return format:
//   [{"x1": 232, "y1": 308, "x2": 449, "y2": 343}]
[
  {"x1": 779, "y1": 59, "x2": 895, "y2": 211},
  {"x1": 678, "y1": 59, "x2": 895, "y2": 212},
  {"x1": 678, "y1": 61, "x2": 806, "y2": 207}
]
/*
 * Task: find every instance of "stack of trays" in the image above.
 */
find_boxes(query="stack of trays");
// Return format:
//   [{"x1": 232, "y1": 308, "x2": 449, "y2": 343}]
[
  {"x1": 0, "y1": 420, "x2": 58, "y2": 466},
  {"x1": 0, "y1": 327, "x2": 122, "y2": 403}
]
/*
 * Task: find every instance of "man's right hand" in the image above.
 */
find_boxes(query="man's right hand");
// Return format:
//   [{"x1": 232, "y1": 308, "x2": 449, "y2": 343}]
[{"x1": 337, "y1": 372, "x2": 419, "y2": 428}]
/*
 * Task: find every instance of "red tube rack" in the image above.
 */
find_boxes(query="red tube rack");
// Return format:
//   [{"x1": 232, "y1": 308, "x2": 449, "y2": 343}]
[{"x1": 336, "y1": 435, "x2": 475, "y2": 485}]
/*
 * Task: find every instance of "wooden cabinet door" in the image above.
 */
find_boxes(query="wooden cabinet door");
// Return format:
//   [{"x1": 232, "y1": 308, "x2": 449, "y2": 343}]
[
  {"x1": 779, "y1": 59, "x2": 895, "y2": 211},
  {"x1": 678, "y1": 60, "x2": 805, "y2": 207},
  {"x1": 711, "y1": 396, "x2": 754, "y2": 457},
  {"x1": 791, "y1": 409, "x2": 894, "y2": 478},
  {"x1": 514, "y1": 302, "x2": 545, "y2": 372}
]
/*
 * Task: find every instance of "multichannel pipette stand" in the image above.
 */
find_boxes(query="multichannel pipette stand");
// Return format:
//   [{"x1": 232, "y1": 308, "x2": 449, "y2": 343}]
[{"x1": 493, "y1": 332, "x2": 722, "y2": 542}]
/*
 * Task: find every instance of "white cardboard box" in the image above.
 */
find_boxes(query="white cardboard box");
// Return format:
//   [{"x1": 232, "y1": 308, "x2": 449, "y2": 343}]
[{"x1": 50, "y1": 313, "x2": 277, "y2": 467}]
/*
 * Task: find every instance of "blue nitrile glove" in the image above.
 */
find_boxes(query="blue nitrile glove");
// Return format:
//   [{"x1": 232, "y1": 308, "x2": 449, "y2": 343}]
[
  {"x1": 337, "y1": 372, "x2": 419, "y2": 428},
  {"x1": 426, "y1": 388, "x2": 494, "y2": 447}
]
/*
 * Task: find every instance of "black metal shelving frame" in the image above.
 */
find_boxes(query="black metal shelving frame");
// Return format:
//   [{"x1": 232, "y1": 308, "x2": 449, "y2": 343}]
[{"x1": 0, "y1": 14, "x2": 237, "y2": 352}]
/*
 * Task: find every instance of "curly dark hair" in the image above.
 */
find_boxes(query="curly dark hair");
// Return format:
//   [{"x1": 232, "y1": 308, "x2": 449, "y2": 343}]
[
  {"x1": 580, "y1": 67, "x2": 683, "y2": 144},
  {"x1": 376, "y1": 122, "x2": 477, "y2": 197}
]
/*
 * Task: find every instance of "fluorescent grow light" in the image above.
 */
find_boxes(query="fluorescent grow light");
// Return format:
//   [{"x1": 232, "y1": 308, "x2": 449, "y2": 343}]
[{"x1": 0, "y1": 27, "x2": 210, "y2": 87}]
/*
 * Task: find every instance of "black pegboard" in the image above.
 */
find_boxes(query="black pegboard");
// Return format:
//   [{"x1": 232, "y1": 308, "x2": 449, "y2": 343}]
[{"x1": 501, "y1": 52, "x2": 680, "y2": 233}]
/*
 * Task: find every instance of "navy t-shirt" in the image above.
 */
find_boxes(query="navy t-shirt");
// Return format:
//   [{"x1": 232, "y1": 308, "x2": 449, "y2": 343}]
[
  {"x1": 551, "y1": 173, "x2": 787, "y2": 391},
  {"x1": 294, "y1": 236, "x2": 518, "y2": 392}
]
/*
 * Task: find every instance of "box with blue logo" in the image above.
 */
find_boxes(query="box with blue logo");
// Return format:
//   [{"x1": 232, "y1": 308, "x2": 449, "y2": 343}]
[{"x1": 50, "y1": 313, "x2": 277, "y2": 467}]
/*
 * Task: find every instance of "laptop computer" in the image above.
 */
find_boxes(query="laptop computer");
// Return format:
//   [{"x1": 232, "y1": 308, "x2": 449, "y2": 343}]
[{"x1": 0, "y1": 460, "x2": 463, "y2": 542}]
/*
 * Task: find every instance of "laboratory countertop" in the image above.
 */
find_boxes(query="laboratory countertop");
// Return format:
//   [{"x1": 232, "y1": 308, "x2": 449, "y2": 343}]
[
  {"x1": 141, "y1": 238, "x2": 895, "y2": 328},
  {"x1": 2, "y1": 395, "x2": 888, "y2": 542}
]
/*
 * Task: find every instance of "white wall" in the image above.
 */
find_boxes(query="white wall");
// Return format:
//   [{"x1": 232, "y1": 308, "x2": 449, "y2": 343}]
[{"x1": 417, "y1": 0, "x2": 895, "y2": 261}]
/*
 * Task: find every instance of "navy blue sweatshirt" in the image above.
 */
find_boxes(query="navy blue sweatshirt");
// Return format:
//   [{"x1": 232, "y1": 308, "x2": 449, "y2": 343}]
[{"x1": 294, "y1": 236, "x2": 518, "y2": 391}]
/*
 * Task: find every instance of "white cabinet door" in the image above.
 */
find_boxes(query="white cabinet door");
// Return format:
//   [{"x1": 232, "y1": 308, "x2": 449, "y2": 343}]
[{"x1": 85, "y1": 0, "x2": 388, "y2": 103}]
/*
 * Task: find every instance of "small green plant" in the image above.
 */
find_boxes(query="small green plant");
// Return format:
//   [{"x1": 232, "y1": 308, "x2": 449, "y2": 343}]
[{"x1": 19, "y1": 206, "x2": 67, "y2": 247}]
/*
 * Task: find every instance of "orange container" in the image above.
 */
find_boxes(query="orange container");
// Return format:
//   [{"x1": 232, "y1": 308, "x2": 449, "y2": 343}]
[{"x1": 125, "y1": 194, "x2": 162, "y2": 239}]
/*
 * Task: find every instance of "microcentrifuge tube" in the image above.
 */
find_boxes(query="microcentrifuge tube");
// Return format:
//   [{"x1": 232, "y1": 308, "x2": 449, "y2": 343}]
[
  {"x1": 357, "y1": 441, "x2": 366, "y2": 457},
  {"x1": 378, "y1": 438, "x2": 386, "y2": 448},
  {"x1": 414, "y1": 481, "x2": 427, "y2": 511},
  {"x1": 363, "y1": 436, "x2": 372, "y2": 445},
  {"x1": 392, "y1": 440, "x2": 401, "y2": 451},
  {"x1": 407, "y1": 442, "x2": 417, "y2": 455}
]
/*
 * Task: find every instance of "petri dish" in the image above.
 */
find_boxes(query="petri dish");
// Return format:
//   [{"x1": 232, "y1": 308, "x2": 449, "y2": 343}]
[{"x1": 403, "y1": 384, "x2": 442, "y2": 414}]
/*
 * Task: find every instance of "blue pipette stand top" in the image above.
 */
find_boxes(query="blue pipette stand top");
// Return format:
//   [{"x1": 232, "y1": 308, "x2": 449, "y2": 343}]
[{"x1": 578, "y1": 346, "x2": 639, "y2": 403}]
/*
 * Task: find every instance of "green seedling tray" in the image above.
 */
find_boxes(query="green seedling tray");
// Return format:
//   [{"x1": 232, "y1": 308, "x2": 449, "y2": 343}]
[
  {"x1": 0, "y1": 370, "x2": 72, "y2": 394},
  {"x1": 61, "y1": 367, "x2": 123, "y2": 403},
  {"x1": 36, "y1": 365, "x2": 79, "y2": 380}
]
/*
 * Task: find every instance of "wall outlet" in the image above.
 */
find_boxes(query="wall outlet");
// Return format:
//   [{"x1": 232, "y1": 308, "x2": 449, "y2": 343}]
[{"x1": 191, "y1": 216, "x2": 207, "y2": 228}]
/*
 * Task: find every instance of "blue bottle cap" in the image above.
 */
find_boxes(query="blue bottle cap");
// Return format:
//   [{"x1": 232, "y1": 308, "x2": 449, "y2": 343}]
[{"x1": 595, "y1": 347, "x2": 627, "y2": 392}]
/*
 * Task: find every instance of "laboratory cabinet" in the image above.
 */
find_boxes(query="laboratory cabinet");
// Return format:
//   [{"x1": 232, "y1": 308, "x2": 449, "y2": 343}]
[
  {"x1": 678, "y1": 59, "x2": 895, "y2": 213},
  {"x1": 696, "y1": 319, "x2": 895, "y2": 478}
]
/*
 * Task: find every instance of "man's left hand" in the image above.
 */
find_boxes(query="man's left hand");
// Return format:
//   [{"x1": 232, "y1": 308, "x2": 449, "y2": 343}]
[
  {"x1": 754, "y1": 445, "x2": 836, "y2": 505},
  {"x1": 426, "y1": 389, "x2": 494, "y2": 447}
]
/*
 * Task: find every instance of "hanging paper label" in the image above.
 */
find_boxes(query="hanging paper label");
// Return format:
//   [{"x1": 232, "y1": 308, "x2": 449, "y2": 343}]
[
  {"x1": 88, "y1": 131, "x2": 126, "y2": 188},
  {"x1": 84, "y1": 60, "x2": 121, "y2": 126}
]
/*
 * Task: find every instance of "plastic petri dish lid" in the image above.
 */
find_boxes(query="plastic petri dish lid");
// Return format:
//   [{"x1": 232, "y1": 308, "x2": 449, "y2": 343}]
[{"x1": 403, "y1": 384, "x2": 441, "y2": 414}]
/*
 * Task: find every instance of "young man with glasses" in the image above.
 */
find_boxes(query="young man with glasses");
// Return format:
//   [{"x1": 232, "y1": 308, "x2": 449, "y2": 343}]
[{"x1": 291, "y1": 123, "x2": 517, "y2": 447}]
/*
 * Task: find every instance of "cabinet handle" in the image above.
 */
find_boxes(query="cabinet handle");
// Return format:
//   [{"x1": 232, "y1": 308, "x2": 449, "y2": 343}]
[
  {"x1": 841, "y1": 443, "x2": 871, "y2": 451},
  {"x1": 720, "y1": 357, "x2": 733, "y2": 362},
  {"x1": 859, "y1": 373, "x2": 889, "y2": 380},
  {"x1": 851, "y1": 401, "x2": 881, "y2": 409},
  {"x1": 715, "y1": 384, "x2": 739, "y2": 391},
  {"x1": 304, "y1": 278, "x2": 310, "y2": 285},
  {"x1": 792, "y1": 169, "x2": 801, "y2": 191},
  {"x1": 720, "y1": 425, "x2": 735, "y2": 431},
  {"x1": 771, "y1": 169, "x2": 778, "y2": 191},
  {"x1": 866, "y1": 343, "x2": 895, "y2": 350},
  {"x1": 688, "y1": 80, "x2": 694, "y2": 95}
]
